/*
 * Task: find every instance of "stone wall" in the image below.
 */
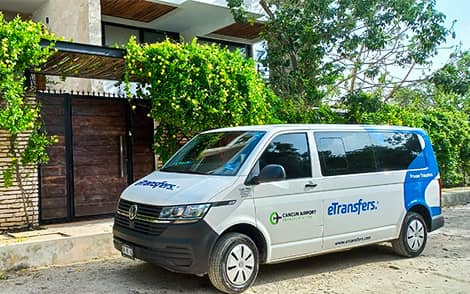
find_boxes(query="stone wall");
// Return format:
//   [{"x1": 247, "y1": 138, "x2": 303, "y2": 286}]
[
  {"x1": 0, "y1": 96, "x2": 40, "y2": 232},
  {"x1": 0, "y1": 133, "x2": 39, "y2": 231}
]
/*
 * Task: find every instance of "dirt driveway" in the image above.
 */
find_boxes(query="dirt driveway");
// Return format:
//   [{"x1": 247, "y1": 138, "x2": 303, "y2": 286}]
[{"x1": 1, "y1": 205, "x2": 469, "y2": 293}]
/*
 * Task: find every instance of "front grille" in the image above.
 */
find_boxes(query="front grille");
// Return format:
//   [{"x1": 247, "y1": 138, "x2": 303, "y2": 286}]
[
  {"x1": 118, "y1": 199, "x2": 162, "y2": 218},
  {"x1": 115, "y1": 199, "x2": 167, "y2": 236}
]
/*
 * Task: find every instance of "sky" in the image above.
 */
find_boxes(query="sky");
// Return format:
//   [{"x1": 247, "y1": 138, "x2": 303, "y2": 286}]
[{"x1": 433, "y1": 0, "x2": 470, "y2": 68}]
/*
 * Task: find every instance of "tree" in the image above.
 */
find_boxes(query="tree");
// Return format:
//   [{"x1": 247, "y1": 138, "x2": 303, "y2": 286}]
[
  {"x1": 431, "y1": 50, "x2": 469, "y2": 113},
  {"x1": 124, "y1": 38, "x2": 277, "y2": 162},
  {"x1": 0, "y1": 14, "x2": 56, "y2": 228},
  {"x1": 228, "y1": 0, "x2": 451, "y2": 104},
  {"x1": 391, "y1": 50, "x2": 470, "y2": 113}
]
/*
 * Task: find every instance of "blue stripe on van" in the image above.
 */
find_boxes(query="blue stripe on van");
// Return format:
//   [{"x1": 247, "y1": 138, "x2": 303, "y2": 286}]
[
  {"x1": 403, "y1": 129, "x2": 440, "y2": 217},
  {"x1": 430, "y1": 206, "x2": 441, "y2": 216}
]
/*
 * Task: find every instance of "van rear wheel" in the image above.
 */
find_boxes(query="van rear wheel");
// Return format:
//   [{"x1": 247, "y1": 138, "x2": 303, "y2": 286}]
[
  {"x1": 392, "y1": 212, "x2": 427, "y2": 257},
  {"x1": 208, "y1": 232, "x2": 259, "y2": 293}
]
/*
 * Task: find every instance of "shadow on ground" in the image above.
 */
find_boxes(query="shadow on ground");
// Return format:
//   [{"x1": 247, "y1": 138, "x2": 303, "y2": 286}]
[{"x1": 118, "y1": 243, "x2": 402, "y2": 293}]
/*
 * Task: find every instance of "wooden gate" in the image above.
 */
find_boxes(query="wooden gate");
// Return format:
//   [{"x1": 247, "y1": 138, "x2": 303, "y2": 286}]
[{"x1": 39, "y1": 93, "x2": 154, "y2": 222}]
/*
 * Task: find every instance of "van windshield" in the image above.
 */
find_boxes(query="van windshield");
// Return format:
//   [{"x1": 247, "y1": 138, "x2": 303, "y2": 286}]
[{"x1": 161, "y1": 131, "x2": 265, "y2": 176}]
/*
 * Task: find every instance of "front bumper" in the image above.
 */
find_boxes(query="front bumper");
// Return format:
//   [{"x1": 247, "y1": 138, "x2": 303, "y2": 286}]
[
  {"x1": 430, "y1": 215, "x2": 444, "y2": 232},
  {"x1": 113, "y1": 219, "x2": 219, "y2": 275}
]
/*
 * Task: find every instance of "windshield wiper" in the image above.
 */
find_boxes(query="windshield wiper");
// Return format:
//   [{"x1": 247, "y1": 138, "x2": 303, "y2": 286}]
[{"x1": 160, "y1": 169, "x2": 207, "y2": 175}]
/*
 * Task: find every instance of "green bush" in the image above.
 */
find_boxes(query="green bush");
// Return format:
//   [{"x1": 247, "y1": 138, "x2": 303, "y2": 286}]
[
  {"x1": 421, "y1": 109, "x2": 469, "y2": 187},
  {"x1": 0, "y1": 14, "x2": 56, "y2": 228},
  {"x1": 0, "y1": 14, "x2": 56, "y2": 185},
  {"x1": 125, "y1": 38, "x2": 277, "y2": 161},
  {"x1": 272, "y1": 98, "x2": 342, "y2": 124}
]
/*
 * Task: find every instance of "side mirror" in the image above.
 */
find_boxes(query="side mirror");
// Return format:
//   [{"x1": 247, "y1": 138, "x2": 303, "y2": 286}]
[{"x1": 257, "y1": 164, "x2": 286, "y2": 183}]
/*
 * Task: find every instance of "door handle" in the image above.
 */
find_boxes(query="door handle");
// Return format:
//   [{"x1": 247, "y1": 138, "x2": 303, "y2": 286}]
[
  {"x1": 305, "y1": 183, "x2": 318, "y2": 189},
  {"x1": 119, "y1": 135, "x2": 125, "y2": 178}
]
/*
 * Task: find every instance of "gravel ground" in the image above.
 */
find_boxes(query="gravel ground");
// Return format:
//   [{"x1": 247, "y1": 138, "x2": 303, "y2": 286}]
[{"x1": 1, "y1": 205, "x2": 469, "y2": 294}]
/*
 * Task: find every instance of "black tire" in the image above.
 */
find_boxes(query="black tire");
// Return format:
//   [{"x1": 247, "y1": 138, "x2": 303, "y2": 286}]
[
  {"x1": 208, "y1": 233, "x2": 259, "y2": 293},
  {"x1": 392, "y1": 212, "x2": 427, "y2": 257}
]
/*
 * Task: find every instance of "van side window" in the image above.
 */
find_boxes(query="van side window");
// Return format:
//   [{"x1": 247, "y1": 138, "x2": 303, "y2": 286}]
[
  {"x1": 370, "y1": 132, "x2": 425, "y2": 170},
  {"x1": 316, "y1": 137, "x2": 348, "y2": 175},
  {"x1": 315, "y1": 132, "x2": 376, "y2": 176},
  {"x1": 315, "y1": 131, "x2": 426, "y2": 176},
  {"x1": 259, "y1": 133, "x2": 311, "y2": 179}
]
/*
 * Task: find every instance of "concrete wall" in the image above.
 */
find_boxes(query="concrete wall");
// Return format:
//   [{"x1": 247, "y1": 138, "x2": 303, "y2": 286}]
[
  {"x1": 32, "y1": 0, "x2": 103, "y2": 92},
  {"x1": 442, "y1": 188, "x2": 470, "y2": 207},
  {"x1": 33, "y1": 0, "x2": 90, "y2": 43}
]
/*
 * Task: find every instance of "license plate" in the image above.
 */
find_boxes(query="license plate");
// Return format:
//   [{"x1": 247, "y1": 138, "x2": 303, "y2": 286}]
[{"x1": 121, "y1": 244, "x2": 134, "y2": 259}]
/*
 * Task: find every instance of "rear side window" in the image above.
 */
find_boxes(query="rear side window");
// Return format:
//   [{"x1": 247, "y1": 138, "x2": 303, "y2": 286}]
[
  {"x1": 369, "y1": 132, "x2": 425, "y2": 170},
  {"x1": 316, "y1": 137, "x2": 348, "y2": 173},
  {"x1": 315, "y1": 131, "x2": 425, "y2": 176},
  {"x1": 315, "y1": 132, "x2": 376, "y2": 176},
  {"x1": 259, "y1": 133, "x2": 312, "y2": 179}
]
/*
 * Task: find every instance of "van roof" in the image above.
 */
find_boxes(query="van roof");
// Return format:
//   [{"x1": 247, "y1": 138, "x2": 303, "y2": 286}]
[{"x1": 203, "y1": 124, "x2": 421, "y2": 134}]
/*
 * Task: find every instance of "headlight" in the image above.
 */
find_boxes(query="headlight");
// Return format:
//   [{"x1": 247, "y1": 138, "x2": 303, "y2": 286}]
[{"x1": 159, "y1": 203, "x2": 211, "y2": 222}]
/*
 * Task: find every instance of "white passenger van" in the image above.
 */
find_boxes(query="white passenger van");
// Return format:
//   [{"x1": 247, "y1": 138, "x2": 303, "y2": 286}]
[{"x1": 113, "y1": 124, "x2": 444, "y2": 293}]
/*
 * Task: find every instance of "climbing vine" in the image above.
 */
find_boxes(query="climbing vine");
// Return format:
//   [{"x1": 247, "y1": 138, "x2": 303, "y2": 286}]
[
  {"x1": 125, "y1": 37, "x2": 277, "y2": 161},
  {"x1": 0, "y1": 14, "x2": 56, "y2": 228}
]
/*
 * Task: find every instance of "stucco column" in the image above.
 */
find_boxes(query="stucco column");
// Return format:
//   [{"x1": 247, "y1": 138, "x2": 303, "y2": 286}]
[{"x1": 32, "y1": 0, "x2": 103, "y2": 93}]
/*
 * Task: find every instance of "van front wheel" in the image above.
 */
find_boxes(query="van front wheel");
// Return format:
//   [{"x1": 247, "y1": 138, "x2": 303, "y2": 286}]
[
  {"x1": 208, "y1": 233, "x2": 259, "y2": 293},
  {"x1": 392, "y1": 212, "x2": 427, "y2": 257}
]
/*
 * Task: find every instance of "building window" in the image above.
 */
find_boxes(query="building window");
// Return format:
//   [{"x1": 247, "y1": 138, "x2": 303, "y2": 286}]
[
  {"x1": 102, "y1": 22, "x2": 178, "y2": 47},
  {"x1": 103, "y1": 24, "x2": 140, "y2": 47},
  {"x1": 197, "y1": 37, "x2": 252, "y2": 58}
]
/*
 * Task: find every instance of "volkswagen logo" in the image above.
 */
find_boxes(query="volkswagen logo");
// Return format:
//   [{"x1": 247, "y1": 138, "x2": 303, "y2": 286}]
[{"x1": 128, "y1": 204, "x2": 138, "y2": 220}]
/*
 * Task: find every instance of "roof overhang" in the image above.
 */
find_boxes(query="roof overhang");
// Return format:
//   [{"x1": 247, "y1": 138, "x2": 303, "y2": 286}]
[
  {"x1": 101, "y1": 0, "x2": 264, "y2": 44},
  {"x1": 35, "y1": 40, "x2": 126, "y2": 81},
  {"x1": 211, "y1": 22, "x2": 264, "y2": 40},
  {"x1": 100, "y1": 0, "x2": 177, "y2": 22}
]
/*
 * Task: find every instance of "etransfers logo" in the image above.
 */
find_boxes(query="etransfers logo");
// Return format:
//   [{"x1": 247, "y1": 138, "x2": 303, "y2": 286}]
[
  {"x1": 327, "y1": 198, "x2": 378, "y2": 216},
  {"x1": 134, "y1": 180, "x2": 178, "y2": 191}
]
